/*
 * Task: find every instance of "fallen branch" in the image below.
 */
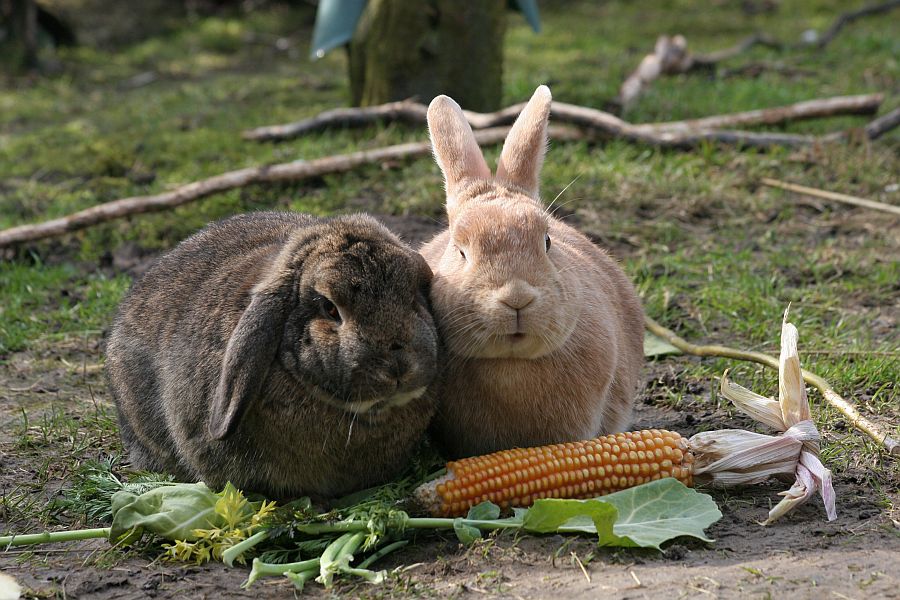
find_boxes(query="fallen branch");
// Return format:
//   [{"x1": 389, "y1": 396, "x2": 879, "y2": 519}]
[
  {"x1": 814, "y1": 0, "x2": 900, "y2": 49},
  {"x1": 547, "y1": 102, "x2": 896, "y2": 148},
  {"x1": 618, "y1": 1, "x2": 900, "y2": 108},
  {"x1": 242, "y1": 94, "x2": 884, "y2": 142},
  {"x1": 618, "y1": 34, "x2": 780, "y2": 108},
  {"x1": 859, "y1": 106, "x2": 900, "y2": 140},
  {"x1": 3, "y1": 107, "x2": 898, "y2": 248},
  {"x1": 760, "y1": 178, "x2": 900, "y2": 217},
  {"x1": 644, "y1": 315, "x2": 900, "y2": 456},
  {"x1": 691, "y1": 33, "x2": 782, "y2": 66},
  {"x1": 241, "y1": 100, "x2": 429, "y2": 141},
  {"x1": 0, "y1": 126, "x2": 583, "y2": 248},
  {"x1": 640, "y1": 94, "x2": 883, "y2": 133}
]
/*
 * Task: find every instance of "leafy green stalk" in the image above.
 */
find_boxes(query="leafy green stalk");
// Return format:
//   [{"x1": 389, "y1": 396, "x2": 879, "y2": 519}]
[
  {"x1": 222, "y1": 529, "x2": 269, "y2": 567},
  {"x1": 245, "y1": 556, "x2": 320, "y2": 587},
  {"x1": 0, "y1": 527, "x2": 111, "y2": 547},
  {"x1": 294, "y1": 516, "x2": 522, "y2": 536},
  {"x1": 356, "y1": 539, "x2": 409, "y2": 569},
  {"x1": 284, "y1": 568, "x2": 318, "y2": 591},
  {"x1": 316, "y1": 532, "x2": 356, "y2": 587}
]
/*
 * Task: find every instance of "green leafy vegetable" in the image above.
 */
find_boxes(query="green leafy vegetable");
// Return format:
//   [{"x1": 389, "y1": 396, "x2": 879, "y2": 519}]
[
  {"x1": 644, "y1": 331, "x2": 683, "y2": 358},
  {"x1": 452, "y1": 518, "x2": 483, "y2": 544},
  {"x1": 466, "y1": 501, "x2": 502, "y2": 521},
  {"x1": 523, "y1": 498, "x2": 621, "y2": 540},
  {"x1": 554, "y1": 479, "x2": 721, "y2": 549},
  {"x1": 5, "y1": 477, "x2": 721, "y2": 592},
  {"x1": 110, "y1": 482, "x2": 221, "y2": 543}
]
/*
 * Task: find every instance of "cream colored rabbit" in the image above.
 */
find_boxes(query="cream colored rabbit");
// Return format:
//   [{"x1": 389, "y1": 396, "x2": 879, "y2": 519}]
[{"x1": 421, "y1": 86, "x2": 644, "y2": 459}]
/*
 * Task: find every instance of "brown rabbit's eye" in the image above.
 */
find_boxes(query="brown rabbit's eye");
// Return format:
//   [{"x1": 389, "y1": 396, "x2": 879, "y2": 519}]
[
  {"x1": 317, "y1": 296, "x2": 341, "y2": 322},
  {"x1": 457, "y1": 246, "x2": 467, "y2": 261},
  {"x1": 545, "y1": 233, "x2": 551, "y2": 252}
]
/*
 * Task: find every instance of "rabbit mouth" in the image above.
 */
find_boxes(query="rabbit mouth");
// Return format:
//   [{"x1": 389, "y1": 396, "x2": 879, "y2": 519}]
[
  {"x1": 467, "y1": 332, "x2": 550, "y2": 359},
  {"x1": 312, "y1": 385, "x2": 427, "y2": 415}
]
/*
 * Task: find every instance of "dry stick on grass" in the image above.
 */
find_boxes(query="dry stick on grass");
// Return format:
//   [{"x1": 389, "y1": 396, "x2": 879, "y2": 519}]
[
  {"x1": 760, "y1": 177, "x2": 900, "y2": 217},
  {"x1": 618, "y1": 34, "x2": 780, "y2": 108},
  {"x1": 639, "y1": 94, "x2": 883, "y2": 133},
  {"x1": 839, "y1": 106, "x2": 900, "y2": 140},
  {"x1": 0, "y1": 126, "x2": 583, "y2": 248},
  {"x1": 619, "y1": 1, "x2": 900, "y2": 108},
  {"x1": 814, "y1": 0, "x2": 900, "y2": 49},
  {"x1": 3, "y1": 110, "x2": 899, "y2": 249},
  {"x1": 242, "y1": 94, "x2": 884, "y2": 143},
  {"x1": 644, "y1": 315, "x2": 900, "y2": 456}
]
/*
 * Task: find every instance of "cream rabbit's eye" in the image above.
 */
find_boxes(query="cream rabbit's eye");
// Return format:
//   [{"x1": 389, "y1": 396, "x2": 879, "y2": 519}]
[
  {"x1": 545, "y1": 234, "x2": 551, "y2": 252},
  {"x1": 456, "y1": 246, "x2": 467, "y2": 261}
]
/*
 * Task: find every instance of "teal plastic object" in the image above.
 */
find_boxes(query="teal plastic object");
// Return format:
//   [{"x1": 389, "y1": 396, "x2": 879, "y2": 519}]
[
  {"x1": 514, "y1": 0, "x2": 541, "y2": 33},
  {"x1": 310, "y1": 0, "x2": 541, "y2": 60},
  {"x1": 310, "y1": 0, "x2": 367, "y2": 59}
]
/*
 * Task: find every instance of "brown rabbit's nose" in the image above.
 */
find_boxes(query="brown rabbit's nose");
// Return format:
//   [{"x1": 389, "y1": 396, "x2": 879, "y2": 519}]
[
  {"x1": 387, "y1": 344, "x2": 410, "y2": 381},
  {"x1": 496, "y1": 282, "x2": 537, "y2": 311}
]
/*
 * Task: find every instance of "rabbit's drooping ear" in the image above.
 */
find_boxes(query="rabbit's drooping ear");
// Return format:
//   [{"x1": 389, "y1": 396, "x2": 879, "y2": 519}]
[
  {"x1": 427, "y1": 95, "x2": 491, "y2": 209},
  {"x1": 495, "y1": 85, "x2": 552, "y2": 198},
  {"x1": 209, "y1": 286, "x2": 288, "y2": 440}
]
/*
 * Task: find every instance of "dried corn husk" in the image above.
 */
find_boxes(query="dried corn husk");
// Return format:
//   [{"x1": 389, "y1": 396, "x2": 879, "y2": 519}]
[{"x1": 695, "y1": 310, "x2": 836, "y2": 524}]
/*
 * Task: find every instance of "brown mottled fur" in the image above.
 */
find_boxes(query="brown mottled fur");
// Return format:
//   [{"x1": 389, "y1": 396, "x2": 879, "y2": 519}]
[
  {"x1": 107, "y1": 212, "x2": 439, "y2": 498},
  {"x1": 420, "y1": 86, "x2": 644, "y2": 459}
]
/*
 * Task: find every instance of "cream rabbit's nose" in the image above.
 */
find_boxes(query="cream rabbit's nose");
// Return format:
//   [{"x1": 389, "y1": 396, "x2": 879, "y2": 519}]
[{"x1": 496, "y1": 281, "x2": 537, "y2": 311}]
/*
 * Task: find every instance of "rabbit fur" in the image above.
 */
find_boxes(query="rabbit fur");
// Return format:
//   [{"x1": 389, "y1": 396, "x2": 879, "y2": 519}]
[
  {"x1": 420, "y1": 86, "x2": 645, "y2": 459},
  {"x1": 107, "y1": 211, "x2": 439, "y2": 498}
]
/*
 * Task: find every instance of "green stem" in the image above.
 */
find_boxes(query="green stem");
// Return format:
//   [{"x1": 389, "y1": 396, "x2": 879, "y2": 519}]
[
  {"x1": 245, "y1": 556, "x2": 320, "y2": 587},
  {"x1": 317, "y1": 532, "x2": 356, "y2": 587},
  {"x1": 295, "y1": 517, "x2": 520, "y2": 536},
  {"x1": 0, "y1": 527, "x2": 111, "y2": 548},
  {"x1": 338, "y1": 532, "x2": 366, "y2": 563},
  {"x1": 357, "y1": 539, "x2": 409, "y2": 570},
  {"x1": 284, "y1": 568, "x2": 317, "y2": 591},
  {"x1": 222, "y1": 529, "x2": 268, "y2": 567}
]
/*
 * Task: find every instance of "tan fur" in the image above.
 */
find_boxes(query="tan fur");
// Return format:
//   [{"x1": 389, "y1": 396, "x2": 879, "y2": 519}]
[{"x1": 421, "y1": 86, "x2": 645, "y2": 459}]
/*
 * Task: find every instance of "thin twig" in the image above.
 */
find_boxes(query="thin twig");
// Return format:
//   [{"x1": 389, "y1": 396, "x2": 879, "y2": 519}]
[
  {"x1": 692, "y1": 33, "x2": 782, "y2": 65},
  {"x1": 760, "y1": 178, "x2": 900, "y2": 217},
  {"x1": 814, "y1": 0, "x2": 900, "y2": 49},
  {"x1": 644, "y1": 315, "x2": 900, "y2": 456},
  {"x1": 0, "y1": 126, "x2": 582, "y2": 248}
]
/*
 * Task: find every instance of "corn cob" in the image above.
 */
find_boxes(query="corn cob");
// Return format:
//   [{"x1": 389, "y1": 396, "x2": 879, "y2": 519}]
[{"x1": 416, "y1": 430, "x2": 694, "y2": 517}]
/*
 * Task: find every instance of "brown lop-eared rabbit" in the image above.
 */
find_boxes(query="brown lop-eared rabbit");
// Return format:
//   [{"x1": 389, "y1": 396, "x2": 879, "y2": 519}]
[
  {"x1": 107, "y1": 212, "x2": 439, "y2": 498},
  {"x1": 420, "y1": 86, "x2": 645, "y2": 459}
]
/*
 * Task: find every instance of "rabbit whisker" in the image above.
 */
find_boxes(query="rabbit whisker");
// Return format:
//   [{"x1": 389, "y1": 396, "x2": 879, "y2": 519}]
[
  {"x1": 346, "y1": 409, "x2": 359, "y2": 448},
  {"x1": 545, "y1": 174, "x2": 581, "y2": 214}
]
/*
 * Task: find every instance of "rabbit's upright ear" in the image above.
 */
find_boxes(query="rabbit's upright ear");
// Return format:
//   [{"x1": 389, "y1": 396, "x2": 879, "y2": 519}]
[
  {"x1": 209, "y1": 283, "x2": 288, "y2": 440},
  {"x1": 495, "y1": 85, "x2": 552, "y2": 198},
  {"x1": 427, "y1": 95, "x2": 491, "y2": 213}
]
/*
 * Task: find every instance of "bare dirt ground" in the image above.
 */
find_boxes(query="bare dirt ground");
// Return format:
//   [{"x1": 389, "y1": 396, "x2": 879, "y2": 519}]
[{"x1": 2, "y1": 214, "x2": 898, "y2": 599}]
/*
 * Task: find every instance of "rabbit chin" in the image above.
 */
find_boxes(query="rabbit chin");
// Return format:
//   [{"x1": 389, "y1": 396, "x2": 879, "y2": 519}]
[
  {"x1": 312, "y1": 385, "x2": 428, "y2": 416},
  {"x1": 467, "y1": 333, "x2": 554, "y2": 359}
]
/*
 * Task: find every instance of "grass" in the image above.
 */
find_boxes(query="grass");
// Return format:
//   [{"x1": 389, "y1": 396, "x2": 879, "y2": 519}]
[{"x1": 0, "y1": 0, "x2": 898, "y2": 587}]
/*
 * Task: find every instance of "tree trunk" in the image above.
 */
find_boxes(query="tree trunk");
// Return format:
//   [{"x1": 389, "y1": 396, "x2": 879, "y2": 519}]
[
  {"x1": 2, "y1": 0, "x2": 39, "y2": 71},
  {"x1": 348, "y1": 0, "x2": 506, "y2": 112}
]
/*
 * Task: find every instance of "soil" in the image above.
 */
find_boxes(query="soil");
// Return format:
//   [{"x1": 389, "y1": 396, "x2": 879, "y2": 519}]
[{"x1": 1, "y1": 214, "x2": 898, "y2": 599}]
